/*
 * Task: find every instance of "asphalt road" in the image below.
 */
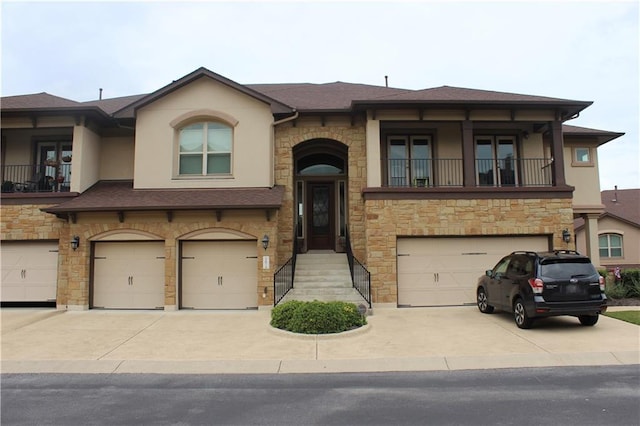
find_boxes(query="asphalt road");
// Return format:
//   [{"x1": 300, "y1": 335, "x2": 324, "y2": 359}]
[{"x1": 2, "y1": 366, "x2": 639, "y2": 426}]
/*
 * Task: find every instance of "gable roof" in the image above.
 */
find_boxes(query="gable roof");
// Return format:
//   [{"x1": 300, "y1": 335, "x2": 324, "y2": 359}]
[
  {"x1": 601, "y1": 188, "x2": 640, "y2": 227},
  {"x1": 112, "y1": 67, "x2": 294, "y2": 118},
  {"x1": 574, "y1": 188, "x2": 640, "y2": 231}
]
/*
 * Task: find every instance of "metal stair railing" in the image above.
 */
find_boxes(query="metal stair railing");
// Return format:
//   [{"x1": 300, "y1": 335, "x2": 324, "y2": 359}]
[
  {"x1": 345, "y1": 226, "x2": 371, "y2": 307},
  {"x1": 273, "y1": 221, "x2": 299, "y2": 306}
]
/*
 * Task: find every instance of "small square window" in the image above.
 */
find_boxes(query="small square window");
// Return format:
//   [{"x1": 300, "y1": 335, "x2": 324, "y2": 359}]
[{"x1": 572, "y1": 147, "x2": 593, "y2": 166}]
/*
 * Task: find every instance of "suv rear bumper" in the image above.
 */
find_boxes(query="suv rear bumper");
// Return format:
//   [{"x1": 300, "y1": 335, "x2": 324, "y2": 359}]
[{"x1": 526, "y1": 298, "x2": 607, "y2": 318}]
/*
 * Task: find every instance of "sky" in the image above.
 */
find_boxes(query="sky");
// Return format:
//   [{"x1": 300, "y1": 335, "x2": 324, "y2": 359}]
[{"x1": 2, "y1": 0, "x2": 638, "y2": 190}]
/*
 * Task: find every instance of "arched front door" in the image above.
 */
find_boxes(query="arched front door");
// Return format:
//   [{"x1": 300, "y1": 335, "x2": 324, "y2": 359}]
[{"x1": 294, "y1": 139, "x2": 348, "y2": 252}]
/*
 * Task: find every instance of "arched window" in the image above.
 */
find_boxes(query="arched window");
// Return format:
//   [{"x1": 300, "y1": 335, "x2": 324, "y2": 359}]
[
  {"x1": 179, "y1": 122, "x2": 232, "y2": 175},
  {"x1": 599, "y1": 233, "x2": 623, "y2": 258}
]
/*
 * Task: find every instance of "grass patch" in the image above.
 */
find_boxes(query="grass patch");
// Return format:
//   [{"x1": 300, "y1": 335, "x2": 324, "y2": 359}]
[{"x1": 604, "y1": 311, "x2": 640, "y2": 325}]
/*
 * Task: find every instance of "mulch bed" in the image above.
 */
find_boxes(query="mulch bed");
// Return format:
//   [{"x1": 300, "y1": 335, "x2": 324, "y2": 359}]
[{"x1": 607, "y1": 298, "x2": 640, "y2": 306}]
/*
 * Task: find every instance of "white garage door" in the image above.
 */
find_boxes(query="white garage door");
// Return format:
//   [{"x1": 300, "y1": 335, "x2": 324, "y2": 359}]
[
  {"x1": 1, "y1": 241, "x2": 58, "y2": 303},
  {"x1": 397, "y1": 236, "x2": 549, "y2": 307},
  {"x1": 181, "y1": 241, "x2": 258, "y2": 309},
  {"x1": 93, "y1": 242, "x2": 165, "y2": 309}
]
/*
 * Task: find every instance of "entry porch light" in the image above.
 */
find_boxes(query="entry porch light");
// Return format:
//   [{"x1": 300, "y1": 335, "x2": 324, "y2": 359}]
[
  {"x1": 71, "y1": 235, "x2": 80, "y2": 251},
  {"x1": 261, "y1": 234, "x2": 270, "y2": 250},
  {"x1": 562, "y1": 229, "x2": 571, "y2": 243}
]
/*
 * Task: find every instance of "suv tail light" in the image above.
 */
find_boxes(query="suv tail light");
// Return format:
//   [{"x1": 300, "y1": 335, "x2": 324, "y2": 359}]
[
  {"x1": 599, "y1": 275, "x2": 605, "y2": 292},
  {"x1": 528, "y1": 278, "x2": 544, "y2": 294}
]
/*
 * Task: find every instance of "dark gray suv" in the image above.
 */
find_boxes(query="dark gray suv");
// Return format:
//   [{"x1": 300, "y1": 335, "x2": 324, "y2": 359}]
[{"x1": 476, "y1": 250, "x2": 607, "y2": 329}]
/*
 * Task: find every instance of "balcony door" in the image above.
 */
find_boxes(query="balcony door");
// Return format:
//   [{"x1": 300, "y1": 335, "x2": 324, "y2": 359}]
[
  {"x1": 475, "y1": 136, "x2": 517, "y2": 186},
  {"x1": 37, "y1": 141, "x2": 72, "y2": 189},
  {"x1": 388, "y1": 136, "x2": 431, "y2": 187}
]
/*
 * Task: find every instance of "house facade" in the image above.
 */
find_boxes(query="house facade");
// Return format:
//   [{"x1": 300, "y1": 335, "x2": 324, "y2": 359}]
[
  {"x1": 1, "y1": 67, "x2": 624, "y2": 310},
  {"x1": 575, "y1": 188, "x2": 640, "y2": 270}
]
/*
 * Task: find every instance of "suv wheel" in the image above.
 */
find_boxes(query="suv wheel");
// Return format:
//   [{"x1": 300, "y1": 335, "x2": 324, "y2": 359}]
[
  {"x1": 477, "y1": 287, "x2": 494, "y2": 313},
  {"x1": 513, "y1": 298, "x2": 533, "y2": 329},
  {"x1": 578, "y1": 314, "x2": 599, "y2": 326}
]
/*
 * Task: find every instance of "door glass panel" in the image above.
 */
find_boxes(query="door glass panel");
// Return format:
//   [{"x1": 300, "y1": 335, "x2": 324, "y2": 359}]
[
  {"x1": 497, "y1": 139, "x2": 516, "y2": 186},
  {"x1": 312, "y1": 186, "x2": 329, "y2": 235},
  {"x1": 476, "y1": 140, "x2": 494, "y2": 186},
  {"x1": 296, "y1": 181, "x2": 304, "y2": 238},
  {"x1": 411, "y1": 138, "x2": 430, "y2": 186},
  {"x1": 339, "y1": 181, "x2": 346, "y2": 237},
  {"x1": 388, "y1": 138, "x2": 408, "y2": 186}
]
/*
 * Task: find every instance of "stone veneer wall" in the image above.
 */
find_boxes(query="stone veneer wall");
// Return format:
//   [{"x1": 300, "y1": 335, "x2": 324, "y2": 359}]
[
  {"x1": 1, "y1": 206, "x2": 277, "y2": 309},
  {"x1": 364, "y1": 198, "x2": 575, "y2": 304},
  {"x1": 273, "y1": 121, "x2": 367, "y2": 263},
  {"x1": 1, "y1": 204, "x2": 69, "y2": 305}
]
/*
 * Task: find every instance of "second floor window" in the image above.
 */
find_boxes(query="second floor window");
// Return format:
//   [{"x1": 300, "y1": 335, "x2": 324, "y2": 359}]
[
  {"x1": 179, "y1": 122, "x2": 232, "y2": 175},
  {"x1": 599, "y1": 233, "x2": 623, "y2": 258}
]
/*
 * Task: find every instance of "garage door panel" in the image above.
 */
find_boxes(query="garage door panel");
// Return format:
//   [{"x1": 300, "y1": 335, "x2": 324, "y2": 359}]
[
  {"x1": 93, "y1": 242, "x2": 165, "y2": 309},
  {"x1": 397, "y1": 236, "x2": 549, "y2": 307},
  {"x1": 181, "y1": 241, "x2": 257, "y2": 309},
  {"x1": 1, "y1": 242, "x2": 58, "y2": 302}
]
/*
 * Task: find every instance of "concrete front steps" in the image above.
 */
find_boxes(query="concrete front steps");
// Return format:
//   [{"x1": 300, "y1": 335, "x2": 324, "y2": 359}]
[{"x1": 279, "y1": 251, "x2": 368, "y2": 305}]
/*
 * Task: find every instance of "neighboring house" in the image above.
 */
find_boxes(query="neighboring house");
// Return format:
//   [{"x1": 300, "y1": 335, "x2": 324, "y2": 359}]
[
  {"x1": 0, "y1": 67, "x2": 624, "y2": 310},
  {"x1": 575, "y1": 188, "x2": 640, "y2": 269}
]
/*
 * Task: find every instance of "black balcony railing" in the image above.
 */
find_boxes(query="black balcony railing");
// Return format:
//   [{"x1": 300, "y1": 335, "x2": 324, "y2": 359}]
[
  {"x1": 345, "y1": 226, "x2": 371, "y2": 308},
  {"x1": 386, "y1": 158, "x2": 553, "y2": 188},
  {"x1": 387, "y1": 158, "x2": 463, "y2": 187},
  {"x1": 1, "y1": 164, "x2": 72, "y2": 193}
]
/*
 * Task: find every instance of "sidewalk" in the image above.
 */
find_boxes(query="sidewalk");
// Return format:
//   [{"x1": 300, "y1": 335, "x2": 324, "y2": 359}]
[{"x1": 1, "y1": 306, "x2": 638, "y2": 374}]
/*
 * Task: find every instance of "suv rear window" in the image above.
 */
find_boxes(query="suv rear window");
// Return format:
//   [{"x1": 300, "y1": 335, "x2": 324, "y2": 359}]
[{"x1": 540, "y1": 259, "x2": 597, "y2": 279}]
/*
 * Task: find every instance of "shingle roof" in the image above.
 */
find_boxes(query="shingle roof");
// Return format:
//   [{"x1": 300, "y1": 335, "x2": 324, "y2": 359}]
[
  {"x1": 1, "y1": 70, "x2": 594, "y2": 117},
  {"x1": 43, "y1": 181, "x2": 285, "y2": 214},
  {"x1": 246, "y1": 82, "x2": 409, "y2": 111},
  {"x1": 81, "y1": 94, "x2": 147, "y2": 115},
  {"x1": 574, "y1": 188, "x2": 640, "y2": 230},
  {"x1": 1, "y1": 92, "x2": 82, "y2": 109},
  {"x1": 601, "y1": 188, "x2": 640, "y2": 227}
]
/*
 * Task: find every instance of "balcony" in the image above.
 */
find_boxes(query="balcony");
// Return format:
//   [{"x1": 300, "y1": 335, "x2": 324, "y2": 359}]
[
  {"x1": 385, "y1": 158, "x2": 553, "y2": 188},
  {"x1": 1, "y1": 164, "x2": 72, "y2": 193}
]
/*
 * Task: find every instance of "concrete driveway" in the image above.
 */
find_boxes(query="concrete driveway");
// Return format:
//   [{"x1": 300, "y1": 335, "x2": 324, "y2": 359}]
[{"x1": 1, "y1": 306, "x2": 638, "y2": 374}]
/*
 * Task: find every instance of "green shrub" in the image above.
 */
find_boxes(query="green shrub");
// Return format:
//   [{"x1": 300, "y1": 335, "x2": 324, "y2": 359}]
[
  {"x1": 605, "y1": 269, "x2": 640, "y2": 299},
  {"x1": 270, "y1": 300, "x2": 366, "y2": 334},
  {"x1": 270, "y1": 300, "x2": 304, "y2": 330},
  {"x1": 606, "y1": 282, "x2": 629, "y2": 299}
]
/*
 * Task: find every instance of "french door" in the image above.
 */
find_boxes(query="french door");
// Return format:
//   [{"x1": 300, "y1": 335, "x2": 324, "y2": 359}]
[
  {"x1": 387, "y1": 136, "x2": 432, "y2": 187},
  {"x1": 475, "y1": 136, "x2": 517, "y2": 186}
]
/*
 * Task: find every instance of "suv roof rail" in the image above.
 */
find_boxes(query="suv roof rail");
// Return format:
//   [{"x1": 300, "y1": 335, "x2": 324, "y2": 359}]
[
  {"x1": 553, "y1": 250, "x2": 582, "y2": 256},
  {"x1": 510, "y1": 251, "x2": 538, "y2": 256}
]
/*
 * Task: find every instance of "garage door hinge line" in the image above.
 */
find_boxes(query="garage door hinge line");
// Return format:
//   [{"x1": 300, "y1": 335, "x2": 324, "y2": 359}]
[{"x1": 97, "y1": 313, "x2": 166, "y2": 360}]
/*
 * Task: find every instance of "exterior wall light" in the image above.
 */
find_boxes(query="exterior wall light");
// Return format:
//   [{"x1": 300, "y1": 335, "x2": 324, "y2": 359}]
[
  {"x1": 71, "y1": 235, "x2": 80, "y2": 251},
  {"x1": 261, "y1": 234, "x2": 269, "y2": 250},
  {"x1": 562, "y1": 229, "x2": 571, "y2": 243}
]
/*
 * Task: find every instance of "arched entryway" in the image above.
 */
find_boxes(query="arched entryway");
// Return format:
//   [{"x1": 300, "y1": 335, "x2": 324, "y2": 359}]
[{"x1": 293, "y1": 139, "x2": 348, "y2": 252}]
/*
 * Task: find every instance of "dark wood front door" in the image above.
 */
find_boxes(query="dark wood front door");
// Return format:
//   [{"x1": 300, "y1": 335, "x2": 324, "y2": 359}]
[{"x1": 307, "y1": 183, "x2": 334, "y2": 250}]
